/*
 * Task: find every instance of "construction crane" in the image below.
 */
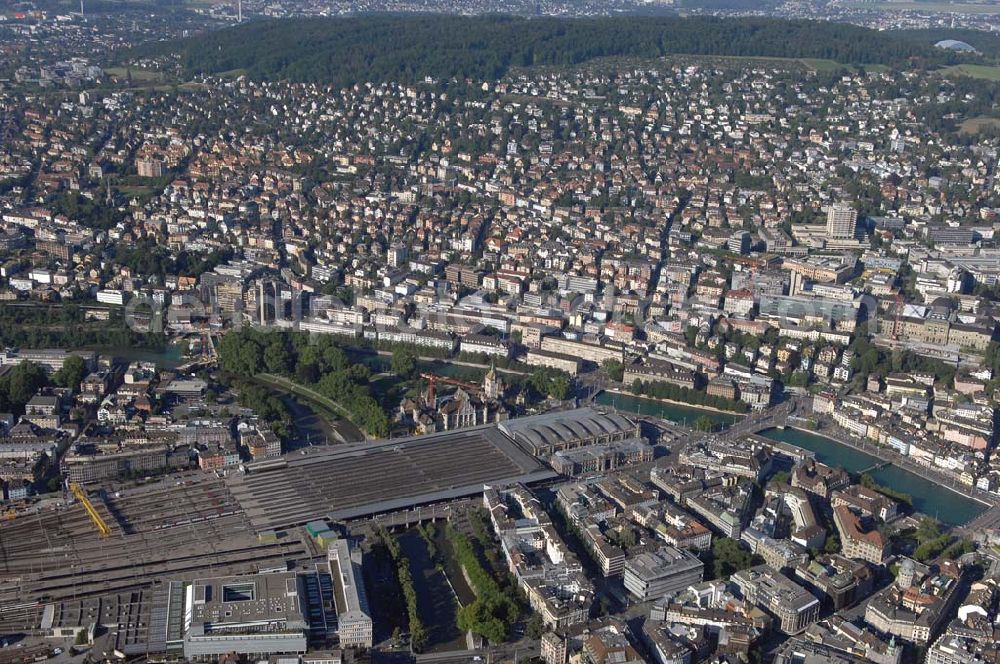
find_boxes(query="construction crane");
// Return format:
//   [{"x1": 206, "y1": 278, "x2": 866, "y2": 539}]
[
  {"x1": 420, "y1": 373, "x2": 481, "y2": 405},
  {"x1": 199, "y1": 323, "x2": 218, "y2": 361},
  {"x1": 70, "y1": 482, "x2": 111, "y2": 538}
]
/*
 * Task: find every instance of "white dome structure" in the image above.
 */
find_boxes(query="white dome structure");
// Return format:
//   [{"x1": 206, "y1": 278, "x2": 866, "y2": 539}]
[{"x1": 935, "y1": 39, "x2": 977, "y2": 53}]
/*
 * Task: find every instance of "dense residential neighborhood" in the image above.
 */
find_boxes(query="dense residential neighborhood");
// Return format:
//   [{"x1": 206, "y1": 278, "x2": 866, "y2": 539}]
[{"x1": 3, "y1": 1, "x2": 1000, "y2": 663}]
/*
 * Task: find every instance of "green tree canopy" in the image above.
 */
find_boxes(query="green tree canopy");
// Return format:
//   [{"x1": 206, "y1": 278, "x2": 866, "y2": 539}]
[
  {"x1": 391, "y1": 348, "x2": 417, "y2": 379},
  {"x1": 53, "y1": 355, "x2": 87, "y2": 390}
]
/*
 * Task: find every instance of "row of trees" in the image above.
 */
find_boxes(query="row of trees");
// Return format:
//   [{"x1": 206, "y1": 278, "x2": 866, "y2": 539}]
[
  {"x1": 217, "y1": 328, "x2": 389, "y2": 437},
  {"x1": 468, "y1": 509, "x2": 518, "y2": 589},
  {"x1": 448, "y1": 525, "x2": 521, "y2": 644},
  {"x1": 859, "y1": 473, "x2": 913, "y2": 508},
  {"x1": 372, "y1": 526, "x2": 428, "y2": 652},
  {"x1": 899, "y1": 518, "x2": 973, "y2": 563},
  {"x1": 692, "y1": 414, "x2": 721, "y2": 432},
  {"x1": 980, "y1": 342, "x2": 1000, "y2": 392},
  {"x1": 229, "y1": 380, "x2": 294, "y2": 439},
  {"x1": 628, "y1": 378, "x2": 749, "y2": 413},
  {"x1": 313, "y1": 371, "x2": 389, "y2": 437}
]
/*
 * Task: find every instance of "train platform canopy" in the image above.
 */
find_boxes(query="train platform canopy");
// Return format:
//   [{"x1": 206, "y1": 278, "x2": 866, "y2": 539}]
[{"x1": 227, "y1": 423, "x2": 555, "y2": 532}]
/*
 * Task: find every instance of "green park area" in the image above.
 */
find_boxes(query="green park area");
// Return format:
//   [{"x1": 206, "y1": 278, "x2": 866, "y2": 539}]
[{"x1": 940, "y1": 63, "x2": 1000, "y2": 81}]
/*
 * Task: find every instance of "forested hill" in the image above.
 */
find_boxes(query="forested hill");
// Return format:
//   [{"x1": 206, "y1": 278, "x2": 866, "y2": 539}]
[
  {"x1": 144, "y1": 15, "x2": 974, "y2": 85},
  {"x1": 889, "y1": 28, "x2": 1000, "y2": 58}
]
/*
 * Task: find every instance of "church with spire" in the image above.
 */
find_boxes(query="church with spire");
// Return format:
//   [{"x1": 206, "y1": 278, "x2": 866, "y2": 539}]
[{"x1": 397, "y1": 361, "x2": 509, "y2": 434}]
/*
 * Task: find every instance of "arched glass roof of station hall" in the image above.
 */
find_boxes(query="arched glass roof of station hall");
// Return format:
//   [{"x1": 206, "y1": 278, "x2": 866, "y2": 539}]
[{"x1": 499, "y1": 408, "x2": 635, "y2": 449}]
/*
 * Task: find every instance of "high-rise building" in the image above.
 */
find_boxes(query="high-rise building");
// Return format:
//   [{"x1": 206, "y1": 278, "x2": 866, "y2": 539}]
[
  {"x1": 258, "y1": 280, "x2": 276, "y2": 324},
  {"x1": 388, "y1": 243, "x2": 408, "y2": 268},
  {"x1": 728, "y1": 230, "x2": 752, "y2": 255},
  {"x1": 136, "y1": 157, "x2": 164, "y2": 178},
  {"x1": 826, "y1": 203, "x2": 857, "y2": 240}
]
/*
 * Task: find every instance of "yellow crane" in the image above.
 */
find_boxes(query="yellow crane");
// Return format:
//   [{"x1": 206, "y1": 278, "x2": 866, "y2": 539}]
[{"x1": 70, "y1": 482, "x2": 111, "y2": 538}]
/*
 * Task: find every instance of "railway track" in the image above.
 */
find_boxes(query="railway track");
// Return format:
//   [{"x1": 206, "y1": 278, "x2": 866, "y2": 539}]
[
  {"x1": 0, "y1": 476, "x2": 321, "y2": 604},
  {"x1": 20, "y1": 538, "x2": 311, "y2": 600}
]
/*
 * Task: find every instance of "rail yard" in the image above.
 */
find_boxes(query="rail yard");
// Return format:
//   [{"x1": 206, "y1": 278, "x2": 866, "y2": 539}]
[{"x1": 0, "y1": 475, "x2": 319, "y2": 638}]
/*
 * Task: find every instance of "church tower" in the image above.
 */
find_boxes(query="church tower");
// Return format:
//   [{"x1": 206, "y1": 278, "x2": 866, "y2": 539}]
[
  {"x1": 483, "y1": 360, "x2": 504, "y2": 400},
  {"x1": 897, "y1": 558, "x2": 916, "y2": 589}
]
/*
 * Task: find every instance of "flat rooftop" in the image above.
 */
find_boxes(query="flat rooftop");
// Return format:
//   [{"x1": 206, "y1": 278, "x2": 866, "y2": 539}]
[
  {"x1": 227, "y1": 424, "x2": 554, "y2": 531},
  {"x1": 188, "y1": 572, "x2": 306, "y2": 630},
  {"x1": 625, "y1": 545, "x2": 703, "y2": 581},
  {"x1": 328, "y1": 539, "x2": 369, "y2": 621},
  {"x1": 734, "y1": 565, "x2": 819, "y2": 613}
]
